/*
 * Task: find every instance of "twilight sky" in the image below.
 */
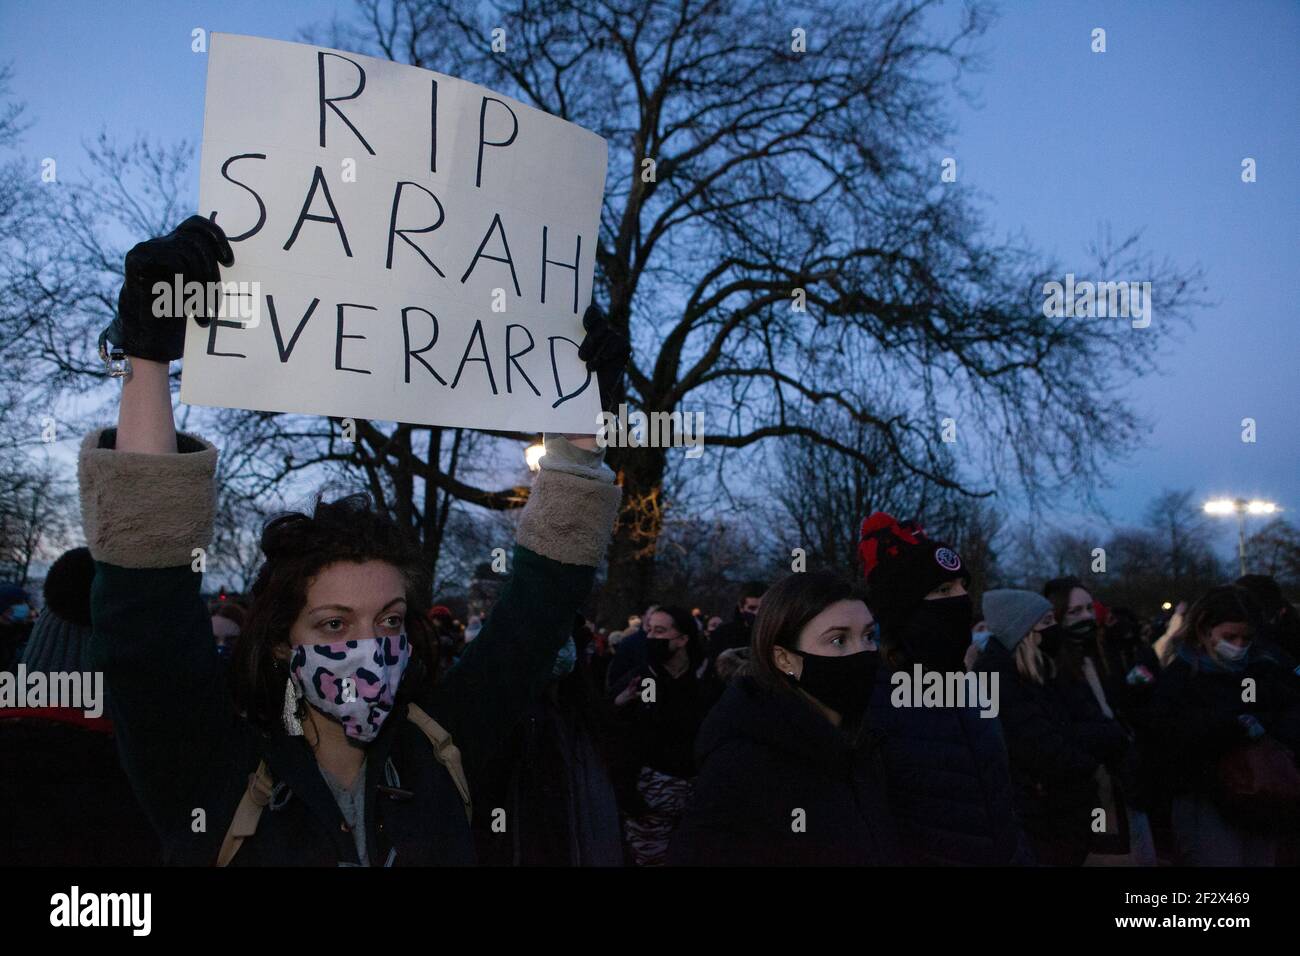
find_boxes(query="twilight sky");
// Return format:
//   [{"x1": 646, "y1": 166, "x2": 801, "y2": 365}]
[{"x1": 3, "y1": 0, "x2": 1296, "y2": 560}]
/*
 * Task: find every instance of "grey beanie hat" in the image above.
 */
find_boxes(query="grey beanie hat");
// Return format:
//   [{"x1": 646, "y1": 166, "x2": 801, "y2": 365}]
[
  {"x1": 983, "y1": 589, "x2": 1053, "y2": 651},
  {"x1": 18, "y1": 609, "x2": 93, "y2": 673}
]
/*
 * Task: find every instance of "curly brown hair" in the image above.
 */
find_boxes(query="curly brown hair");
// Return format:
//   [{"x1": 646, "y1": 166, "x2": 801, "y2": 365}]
[{"x1": 231, "y1": 493, "x2": 436, "y2": 733}]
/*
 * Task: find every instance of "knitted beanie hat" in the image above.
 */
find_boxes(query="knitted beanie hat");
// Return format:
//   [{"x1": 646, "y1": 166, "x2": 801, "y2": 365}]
[
  {"x1": 19, "y1": 548, "x2": 97, "y2": 673},
  {"x1": 858, "y1": 512, "x2": 968, "y2": 625},
  {"x1": 19, "y1": 612, "x2": 93, "y2": 673},
  {"x1": 982, "y1": 589, "x2": 1053, "y2": 652}
]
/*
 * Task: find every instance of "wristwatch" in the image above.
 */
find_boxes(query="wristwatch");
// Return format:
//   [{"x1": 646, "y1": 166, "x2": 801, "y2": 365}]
[{"x1": 97, "y1": 331, "x2": 132, "y2": 379}]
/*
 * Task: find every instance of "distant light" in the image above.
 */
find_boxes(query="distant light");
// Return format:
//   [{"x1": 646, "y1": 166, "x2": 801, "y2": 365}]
[
  {"x1": 1161, "y1": 602, "x2": 1172, "y2": 611},
  {"x1": 1203, "y1": 499, "x2": 1236, "y2": 515},
  {"x1": 1246, "y1": 500, "x2": 1278, "y2": 515},
  {"x1": 525, "y1": 443, "x2": 546, "y2": 472}
]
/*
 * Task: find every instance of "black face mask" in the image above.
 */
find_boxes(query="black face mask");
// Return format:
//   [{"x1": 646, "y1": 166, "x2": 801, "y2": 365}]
[
  {"x1": 739, "y1": 609, "x2": 757, "y2": 626},
  {"x1": 648, "y1": 638, "x2": 677, "y2": 667},
  {"x1": 1064, "y1": 619, "x2": 1098, "y2": 649},
  {"x1": 899, "y1": 595, "x2": 973, "y2": 671},
  {"x1": 788, "y1": 648, "x2": 879, "y2": 723},
  {"x1": 1038, "y1": 623, "x2": 1063, "y2": 658}
]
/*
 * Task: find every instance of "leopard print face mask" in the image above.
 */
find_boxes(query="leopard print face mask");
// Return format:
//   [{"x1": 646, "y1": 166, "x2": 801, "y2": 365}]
[{"x1": 290, "y1": 633, "x2": 411, "y2": 742}]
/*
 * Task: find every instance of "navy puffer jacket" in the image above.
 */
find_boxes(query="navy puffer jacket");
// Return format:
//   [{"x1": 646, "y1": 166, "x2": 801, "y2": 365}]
[
  {"x1": 668, "y1": 676, "x2": 897, "y2": 866},
  {"x1": 868, "y1": 663, "x2": 1031, "y2": 865}
]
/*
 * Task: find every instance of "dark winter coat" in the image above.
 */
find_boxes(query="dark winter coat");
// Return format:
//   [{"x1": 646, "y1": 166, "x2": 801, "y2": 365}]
[
  {"x1": 1146, "y1": 644, "x2": 1300, "y2": 801},
  {"x1": 706, "y1": 617, "x2": 752, "y2": 660},
  {"x1": 1051, "y1": 659, "x2": 1130, "y2": 768},
  {"x1": 605, "y1": 628, "x2": 647, "y2": 694},
  {"x1": 0, "y1": 709, "x2": 161, "y2": 865},
  {"x1": 472, "y1": 660, "x2": 624, "y2": 866},
  {"x1": 79, "y1": 428, "x2": 621, "y2": 866},
  {"x1": 868, "y1": 663, "x2": 1030, "y2": 865},
  {"x1": 668, "y1": 676, "x2": 897, "y2": 866},
  {"x1": 1050, "y1": 651, "x2": 1141, "y2": 824},
  {"x1": 1099, "y1": 638, "x2": 1161, "y2": 735},
  {"x1": 973, "y1": 641, "x2": 1100, "y2": 863},
  {"x1": 612, "y1": 660, "x2": 716, "y2": 781}
]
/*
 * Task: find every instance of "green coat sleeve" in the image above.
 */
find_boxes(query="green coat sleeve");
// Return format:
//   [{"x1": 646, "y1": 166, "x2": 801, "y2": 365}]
[
  {"x1": 428, "y1": 450, "x2": 622, "y2": 784},
  {"x1": 88, "y1": 562, "x2": 245, "y2": 833},
  {"x1": 429, "y1": 546, "x2": 594, "y2": 783},
  {"x1": 79, "y1": 427, "x2": 248, "y2": 842}
]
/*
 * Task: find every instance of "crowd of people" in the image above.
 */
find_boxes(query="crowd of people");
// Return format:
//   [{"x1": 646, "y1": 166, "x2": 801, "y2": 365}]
[
  {"x1": 4, "y1": 528, "x2": 1298, "y2": 867},
  {"x1": 2, "y1": 215, "x2": 1298, "y2": 868}
]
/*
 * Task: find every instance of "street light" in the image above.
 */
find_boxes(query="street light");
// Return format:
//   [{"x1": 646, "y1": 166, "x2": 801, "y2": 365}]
[
  {"x1": 524, "y1": 442, "x2": 546, "y2": 472},
  {"x1": 1202, "y1": 498, "x2": 1281, "y2": 576}
]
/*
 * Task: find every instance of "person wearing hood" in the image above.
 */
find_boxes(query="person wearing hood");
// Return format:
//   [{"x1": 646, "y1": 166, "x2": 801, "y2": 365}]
[
  {"x1": 1147, "y1": 585, "x2": 1300, "y2": 866},
  {"x1": 668, "y1": 571, "x2": 897, "y2": 865},
  {"x1": 861, "y1": 513, "x2": 1029, "y2": 865},
  {"x1": 973, "y1": 589, "x2": 1103, "y2": 865},
  {"x1": 79, "y1": 215, "x2": 628, "y2": 866},
  {"x1": 1, "y1": 547, "x2": 161, "y2": 864}
]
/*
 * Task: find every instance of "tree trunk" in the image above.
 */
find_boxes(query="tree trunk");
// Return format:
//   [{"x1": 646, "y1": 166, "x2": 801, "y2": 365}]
[
  {"x1": 422, "y1": 426, "x2": 443, "y2": 577},
  {"x1": 600, "y1": 444, "x2": 667, "y2": 622}
]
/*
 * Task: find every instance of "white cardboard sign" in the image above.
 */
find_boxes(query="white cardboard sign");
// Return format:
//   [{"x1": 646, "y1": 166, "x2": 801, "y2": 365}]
[{"x1": 181, "y1": 33, "x2": 608, "y2": 433}]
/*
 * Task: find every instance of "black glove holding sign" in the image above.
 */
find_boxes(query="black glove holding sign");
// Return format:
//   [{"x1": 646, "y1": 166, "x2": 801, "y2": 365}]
[
  {"x1": 577, "y1": 303, "x2": 631, "y2": 413},
  {"x1": 99, "y1": 215, "x2": 234, "y2": 368}
]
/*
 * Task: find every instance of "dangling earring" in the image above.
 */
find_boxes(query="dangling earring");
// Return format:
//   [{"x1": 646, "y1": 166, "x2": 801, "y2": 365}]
[{"x1": 282, "y1": 675, "x2": 304, "y2": 736}]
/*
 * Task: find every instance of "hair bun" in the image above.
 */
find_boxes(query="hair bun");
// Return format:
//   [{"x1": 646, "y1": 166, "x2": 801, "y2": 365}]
[{"x1": 259, "y1": 511, "x2": 313, "y2": 560}]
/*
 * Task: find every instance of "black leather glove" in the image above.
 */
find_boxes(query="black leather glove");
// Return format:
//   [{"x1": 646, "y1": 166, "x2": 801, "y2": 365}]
[
  {"x1": 99, "y1": 215, "x2": 234, "y2": 364},
  {"x1": 577, "y1": 304, "x2": 631, "y2": 413}
]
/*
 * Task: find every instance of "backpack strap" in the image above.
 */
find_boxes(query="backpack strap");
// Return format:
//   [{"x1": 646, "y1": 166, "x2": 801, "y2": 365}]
[
  {"x1": 215, "y1": 707, "x2": 471, "y2": 865},
  {"x1": 216, "y1": 760, "x2": 274, "y2": 867},
  {"x1": 406, "y1": 702, "x2": 473, "y2": 823}
]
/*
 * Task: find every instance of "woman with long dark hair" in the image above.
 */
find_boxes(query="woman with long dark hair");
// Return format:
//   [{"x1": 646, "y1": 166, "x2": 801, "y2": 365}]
[
  {"x1": 668, "y1": 572, "x2": 896, "y2": 865},
  {"x1": 82, "y1": 216, "x2": 628, "y2": 865}
]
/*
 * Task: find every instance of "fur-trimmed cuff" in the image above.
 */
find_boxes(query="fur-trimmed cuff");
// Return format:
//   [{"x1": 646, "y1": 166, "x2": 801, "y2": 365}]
[
  {"x1": 78, "y1": 428, "x2": 218, "y2": 568},
  {"x1": 516, "y1": 467, "x2": 621, "y2": 567}
]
